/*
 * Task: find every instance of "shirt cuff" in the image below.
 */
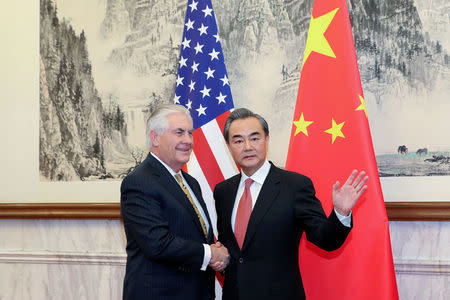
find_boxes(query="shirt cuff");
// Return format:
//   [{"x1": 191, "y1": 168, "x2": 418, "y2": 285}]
[
  {"x1": 335, "y1": 209, "x2": 352, "y2": 227},
  {"x1": 201, "y1": 244, "x2": 211, "y2": 271}
]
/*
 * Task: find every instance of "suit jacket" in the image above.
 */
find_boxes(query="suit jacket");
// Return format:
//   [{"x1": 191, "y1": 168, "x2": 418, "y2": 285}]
[
  {"x1": 121, "y1": 153, "x2": 215, "y2": 300},
  {"x1": 214, "y1": 163, "x2": 352, "y2": 300}
]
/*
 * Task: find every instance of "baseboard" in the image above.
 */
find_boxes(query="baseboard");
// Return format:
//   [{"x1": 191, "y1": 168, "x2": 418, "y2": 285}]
[{"x1": 1, "y1": 251, "x2": 448, "y2": 275}]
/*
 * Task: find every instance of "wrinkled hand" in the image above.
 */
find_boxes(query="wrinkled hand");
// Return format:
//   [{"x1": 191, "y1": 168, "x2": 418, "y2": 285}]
[
  {"x1": 209, "y1": 241, "x2": 229, "y2": 272},
  {"x1": 332, "y1": 170, "x2": 368, "y2": 216}
]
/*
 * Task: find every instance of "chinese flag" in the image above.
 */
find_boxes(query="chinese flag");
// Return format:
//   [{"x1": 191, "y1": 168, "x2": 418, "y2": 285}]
[{"x1": 285, "y1": 0, "x2": 398, "y2": 299}]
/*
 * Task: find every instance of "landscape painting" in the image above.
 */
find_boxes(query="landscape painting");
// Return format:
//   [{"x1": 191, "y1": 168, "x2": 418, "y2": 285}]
[{"x1": 39, "y1": 0, "x2": 450, "y2": 181}]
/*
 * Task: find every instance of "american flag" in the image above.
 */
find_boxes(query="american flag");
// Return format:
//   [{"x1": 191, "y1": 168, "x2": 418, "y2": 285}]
[
  {"x1": 175, "y1": 1, "x2": 238, "y2": 296},
  {"x1": 174, "y1": 0, "x2": 238, "y2": 243}
]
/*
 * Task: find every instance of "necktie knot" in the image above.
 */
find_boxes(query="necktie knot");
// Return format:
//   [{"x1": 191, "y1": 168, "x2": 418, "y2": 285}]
[
  {"x1": 244, "y1": 178, "x2": 254, "y2": 190},
  {"x1": 175, "y1": 174, "x2": 184, "y2": 187}
]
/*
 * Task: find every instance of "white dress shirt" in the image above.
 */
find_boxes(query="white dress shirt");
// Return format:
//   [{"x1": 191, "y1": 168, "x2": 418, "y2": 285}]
[
  {"x1": 150, "y1": 152, "x2": 211, "y2": 270},
  {"x1": 231, "y1": 160, "x2": 351, "y2": 232}
]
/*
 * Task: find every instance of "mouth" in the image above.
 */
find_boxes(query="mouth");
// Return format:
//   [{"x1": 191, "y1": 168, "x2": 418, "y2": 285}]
[{"x1": 176, "y1": 147, "x2": 192, "y2": 153}]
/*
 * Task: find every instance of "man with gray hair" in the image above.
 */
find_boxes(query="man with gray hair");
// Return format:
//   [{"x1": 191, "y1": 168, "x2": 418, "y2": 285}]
[{"x1": 121, "y1": 104, "x2": 229, "y2": 300}]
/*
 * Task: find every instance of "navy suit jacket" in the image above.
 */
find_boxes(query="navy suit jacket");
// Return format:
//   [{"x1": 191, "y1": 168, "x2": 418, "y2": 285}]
[
  {"x1": 214, "y1": 163, "x2": 352, "y2": 300},
  {"x1": 121, "y1": 153, "x2": 215, "y2": 300}
]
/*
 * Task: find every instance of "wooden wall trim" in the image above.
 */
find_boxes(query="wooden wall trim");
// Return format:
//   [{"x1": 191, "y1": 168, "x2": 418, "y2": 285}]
[
  {"x1": 0, "y1": 202, "x2": 449, "y2": 220},
  {"x1": 385, "y1": 202, "x2": 450, "y2": 221},
  {"x1": 0, "y1": 203, "x2": 121, "y2": 219}
]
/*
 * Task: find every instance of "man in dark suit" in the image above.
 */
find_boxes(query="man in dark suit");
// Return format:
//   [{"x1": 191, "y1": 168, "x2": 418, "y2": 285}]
[
  {"x1": 121, "y1": 104, "x2": 229, "y2": 300},
  {"x1": 214, "y1": 108, "x2": 368, "y2": 300}
]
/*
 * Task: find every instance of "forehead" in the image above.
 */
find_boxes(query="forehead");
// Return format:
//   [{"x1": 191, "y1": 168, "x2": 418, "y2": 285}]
[
  {"x1": 167, "y1": 113, "x2": 192, "y2": 128},
  {"x1": 229, "y1": 117, "x2": 264, "y2": 136}
]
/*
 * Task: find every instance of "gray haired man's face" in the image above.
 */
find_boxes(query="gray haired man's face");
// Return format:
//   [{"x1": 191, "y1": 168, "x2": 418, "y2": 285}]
[{"x1": 151, "y1": 113, "x2": 194, "y2": 172}]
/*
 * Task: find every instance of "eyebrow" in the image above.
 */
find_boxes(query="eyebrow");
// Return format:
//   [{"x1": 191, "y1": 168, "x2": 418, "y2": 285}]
[
  {"x1": 173, "y1": 128, "x2": 194, "y2": 133},
  {"x1": 231, "y1": 131, "x2": 261, "y2": 139}
]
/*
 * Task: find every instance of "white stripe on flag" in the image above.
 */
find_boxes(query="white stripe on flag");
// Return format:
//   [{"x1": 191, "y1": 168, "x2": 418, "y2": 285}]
[
  {"x1": 215, "y1": 277, "x2": 223, "y2": 300},
  {"x1": 188, "y1": 151, "x2": 218, "y2": 237},
  {"x1": 202, "y1": 119, "x2": 239, "y2": 179}
]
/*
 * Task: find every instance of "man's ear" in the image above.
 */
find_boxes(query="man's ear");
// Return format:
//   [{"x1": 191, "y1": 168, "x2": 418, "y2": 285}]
[{"x1": 149, "y1": 130, "x2": 159, "y2": 147}]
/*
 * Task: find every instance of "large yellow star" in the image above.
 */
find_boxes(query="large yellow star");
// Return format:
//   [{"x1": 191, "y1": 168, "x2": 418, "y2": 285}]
[
  {"x1": 293, "y1": 113, "x2": 314, "y2": 136},
  {"x1": 303, "y1": 8, "x2": 339, "y2": 66},
  {"x1": 324, "y1": 118, "x2": 345, "y2": 144},
  {"x1": 355, "y1": 94, "x2": 367, "y2": 117}
]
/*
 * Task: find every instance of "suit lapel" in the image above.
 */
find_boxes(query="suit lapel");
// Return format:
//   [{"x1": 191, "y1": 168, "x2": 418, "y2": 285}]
[
  {"x1": 241, "y1": 165, "x2": 281, "y2": 252},
  {"x1": 146, "y1": 154, "x2": 208, "y2": 241},
  {"x1": 221, "y1": 175, "x2": 242, "y2": 252}
]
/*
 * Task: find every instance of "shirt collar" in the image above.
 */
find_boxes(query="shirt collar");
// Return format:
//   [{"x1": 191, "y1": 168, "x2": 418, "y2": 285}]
[
  {"x1": 240, "y1": 160, "x2": 271, "y2": 186},
  {"x1": 150, "y1": 152, "x2": 181, "y2": 177}
]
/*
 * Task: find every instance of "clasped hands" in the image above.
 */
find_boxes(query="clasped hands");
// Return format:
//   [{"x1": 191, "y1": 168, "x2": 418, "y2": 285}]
[{"x1": 209, "y1": 241, "x2": 229, "y2": 272}]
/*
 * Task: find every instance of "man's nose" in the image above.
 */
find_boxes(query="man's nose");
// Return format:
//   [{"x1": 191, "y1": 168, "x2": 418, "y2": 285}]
[
  {"x1": 182, "y1": 132, "x2": 193, "y2": 143},
  {"x1": 243, "y1": 139, "x2": 252, "y2": 150}
]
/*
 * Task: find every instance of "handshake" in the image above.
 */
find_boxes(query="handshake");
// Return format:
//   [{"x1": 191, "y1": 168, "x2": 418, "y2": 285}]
[{"x1": 209, "y1": 241, "x2": 230, "y2": 272}]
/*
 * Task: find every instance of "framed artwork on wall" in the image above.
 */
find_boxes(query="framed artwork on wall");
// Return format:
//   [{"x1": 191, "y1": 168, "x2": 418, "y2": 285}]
[{"x1": 1, "y1": 0, "x2": 448, "y2": 220}]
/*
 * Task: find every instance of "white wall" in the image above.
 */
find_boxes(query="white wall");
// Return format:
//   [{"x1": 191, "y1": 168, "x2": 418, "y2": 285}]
[{"x1": 0, "y1": 220, "x2": 448, "y2": 299}]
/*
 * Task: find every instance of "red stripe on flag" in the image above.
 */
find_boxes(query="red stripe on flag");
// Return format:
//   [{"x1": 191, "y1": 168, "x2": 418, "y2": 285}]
[
  {"x1": 214, "y1": 110, "x2": 241, "y2": 174},
  {"x1": 215, "y1": 111, "x2": 231, "y2": 135},
  {"x1": 216, "y1": 271, "x2": 225, "y2": 287},
  {"x1": 193, "y1": 128, "x2": 225, "y2": 190}
]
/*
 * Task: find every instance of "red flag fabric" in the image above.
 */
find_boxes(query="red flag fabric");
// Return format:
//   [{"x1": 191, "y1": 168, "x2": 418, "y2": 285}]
[{"x1": 285, "y1": 0, "x2": 398, "y2": 299}]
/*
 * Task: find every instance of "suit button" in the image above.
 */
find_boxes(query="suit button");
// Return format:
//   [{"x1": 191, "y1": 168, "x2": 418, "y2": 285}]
[{"x1": 238, "y1": 258, "x2": 243, "y2": 264}]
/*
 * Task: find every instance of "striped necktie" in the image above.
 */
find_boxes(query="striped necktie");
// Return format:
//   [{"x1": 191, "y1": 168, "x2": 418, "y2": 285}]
[{"x1": 175, "y1": 174, "x2": 208, "y2": 239}]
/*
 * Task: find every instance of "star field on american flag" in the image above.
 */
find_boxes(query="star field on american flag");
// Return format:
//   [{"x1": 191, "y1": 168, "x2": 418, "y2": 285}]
[{"x1": 174, "y1": 0, "x2": 234, "y2": 129}]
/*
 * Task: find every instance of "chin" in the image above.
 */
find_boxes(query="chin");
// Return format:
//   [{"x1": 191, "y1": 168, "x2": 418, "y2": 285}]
[
  {"x1": 241, "y1": 163, "x2": 256, "y2": 170},
  {"x1": 241, "y1": 158, "x2": 257, "y2": 165},
  {"x1": 178, "y1": 155, "x2": 191, "y2": 164}
]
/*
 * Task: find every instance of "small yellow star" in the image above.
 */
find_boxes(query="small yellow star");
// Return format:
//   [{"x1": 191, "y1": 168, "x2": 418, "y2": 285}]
[
  {"x1": 303, "y1": 8, "x2": 339, "y2": 66},
  {"x1": 293, "y1": 113, "x2": 314, "y2": 136},
  {"x1": 355, "y1": 94, "x2": 367, "y2": 117},
  {"x1": 324, "y1": 118, "x2": 345, "y2": 144}
]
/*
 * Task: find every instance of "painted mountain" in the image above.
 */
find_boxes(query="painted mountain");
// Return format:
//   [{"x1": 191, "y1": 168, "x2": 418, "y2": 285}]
[
  {"x1": 40, "y1": 0, "x2": 449, "y2": 180},
  {"x1": 40, "y1": 0, "x2": 129, "y2": 181}
]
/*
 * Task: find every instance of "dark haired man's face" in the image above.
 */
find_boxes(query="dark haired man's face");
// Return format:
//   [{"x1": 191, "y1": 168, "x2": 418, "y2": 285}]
[{"x1": 227, "y1": 117, "x2": 268, "y2": 176}]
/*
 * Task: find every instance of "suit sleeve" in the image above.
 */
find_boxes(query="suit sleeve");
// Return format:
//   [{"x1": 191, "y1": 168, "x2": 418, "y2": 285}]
[
  {"x1": 294, "y1": 176, "x2": 352, "y2": 251},
  {"x1": 121, "y1": 174, "x2": 204, "y2": 269},
  {"x1": 213, "y1": 184, "x2": 224, "y2": 243}
]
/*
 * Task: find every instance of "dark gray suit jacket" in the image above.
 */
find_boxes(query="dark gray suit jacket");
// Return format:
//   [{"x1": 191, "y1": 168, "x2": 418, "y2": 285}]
[
  {"x1": 214, "y1": 163, "x2": 352, "y2": 300},
  {"x1": 121, "y1": 153, "x2": 215, "y2": 300}
]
